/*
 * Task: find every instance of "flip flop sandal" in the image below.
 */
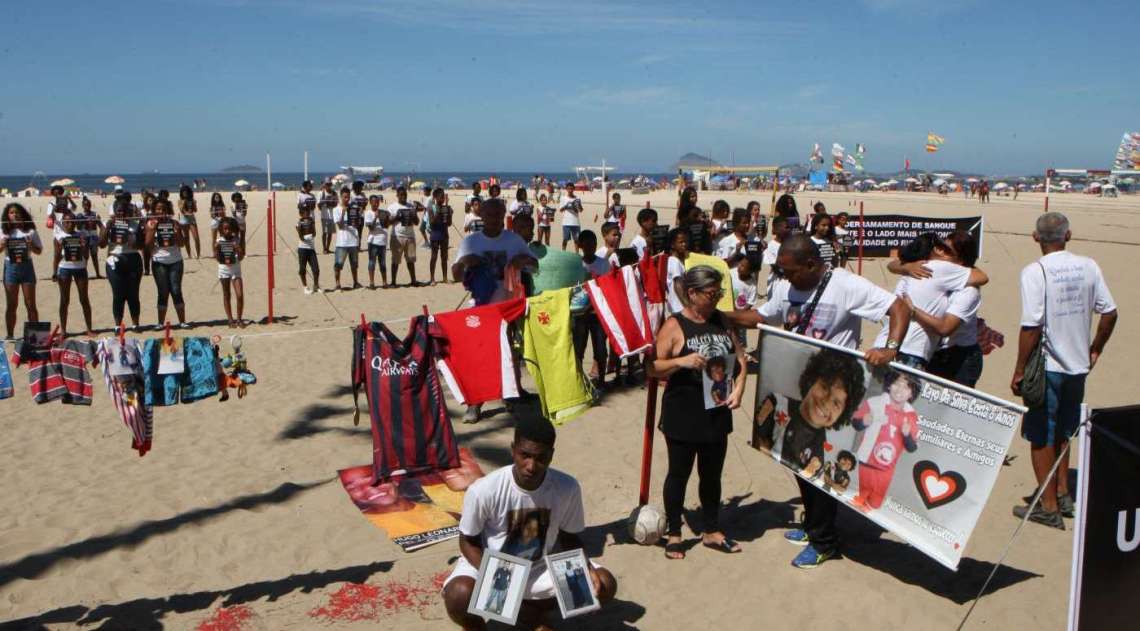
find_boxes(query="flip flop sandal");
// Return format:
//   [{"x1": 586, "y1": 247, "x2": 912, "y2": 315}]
[
  {"x1": 703, "y1": 538, "x2": 742, "y2": 554},
  {"x1": 664, "y1": 542, "x2": 686, "y2": 560}
]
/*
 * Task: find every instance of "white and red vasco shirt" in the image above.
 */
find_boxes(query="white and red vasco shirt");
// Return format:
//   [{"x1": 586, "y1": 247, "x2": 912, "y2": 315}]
[
  {"x1": 585, "y1": 266, "x2": 654, "y2": 359},
  {"x1": 434, "y1": 298, "x2": 527, "y2": 405}
]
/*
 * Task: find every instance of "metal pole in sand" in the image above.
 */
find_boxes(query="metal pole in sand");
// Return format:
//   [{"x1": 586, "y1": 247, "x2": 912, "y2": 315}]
[
  {"x1": 857, "y1": 200, "x2": 864, "y2": 276},
  {"x1": 266, "y1": 153, "x2": 275, "y2": 324}
]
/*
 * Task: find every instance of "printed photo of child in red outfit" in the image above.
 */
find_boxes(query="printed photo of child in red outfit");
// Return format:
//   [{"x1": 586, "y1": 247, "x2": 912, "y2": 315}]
[{"x1": 850, "y1": 370, "x2": 920, "y2": 511}]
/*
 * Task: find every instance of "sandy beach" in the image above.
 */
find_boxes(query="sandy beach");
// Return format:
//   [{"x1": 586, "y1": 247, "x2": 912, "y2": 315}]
[{"x1": 0, "y1": 187, "x2": 1136, "y2": 630}]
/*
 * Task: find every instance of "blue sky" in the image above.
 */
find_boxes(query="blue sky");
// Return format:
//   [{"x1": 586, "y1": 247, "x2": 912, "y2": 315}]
[{"x1": 2, "y1": 0, "x2": 1136, "y2": 175}]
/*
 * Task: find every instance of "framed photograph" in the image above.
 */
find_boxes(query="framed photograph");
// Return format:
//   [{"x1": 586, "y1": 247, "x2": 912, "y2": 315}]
[
  {"x1": 467, "y1": 550, "x2": 532, "y2": 626},
  {"x1": 22, "y1": 321, "x2": 53, "y2": 362},
  {"x1": 701, "y1": 350, "x2": 735, "y2": 410},
  {"x1": 546, "y1": 549, "x2": 600, "y2": 619}
]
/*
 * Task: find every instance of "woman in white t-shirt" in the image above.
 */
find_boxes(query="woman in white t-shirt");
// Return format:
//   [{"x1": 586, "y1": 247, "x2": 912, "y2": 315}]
[
  {"x1": 51, "y1": 210, "x2": 94, "y2": 336},
  {"x1": 665, "y1": 228, "x2": 689, "y2": 315},
  {"x1": 809, "y1": 214, "x2": 838, "y2": 269},
  {"x1": 899, "y1": 231, "x2": 985, "y2": 387},
  {"x1": 559, "y1": 182, "x2": 582, "y2": 251},
  {"x1": 2, "y1": 203, "x2": 43, "y2": 339},
  {"x1": 145, "y1": 199, "x2": 189, "y2": 329},
  {"x1": 535, "y1": 193, "x2": 555, "y2": 246}
]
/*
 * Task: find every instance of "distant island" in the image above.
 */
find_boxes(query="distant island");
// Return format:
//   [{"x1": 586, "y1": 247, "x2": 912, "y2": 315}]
[
  {"x1": 220, "y1": 165, "x2": 264, "y2": 173},
  {"x1": 669, "y1": 153, "x2": 721, "y2": 171}
]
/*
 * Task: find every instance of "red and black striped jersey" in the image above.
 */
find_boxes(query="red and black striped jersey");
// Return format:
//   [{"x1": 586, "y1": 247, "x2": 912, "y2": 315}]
[{"x1": 352, "y1": 316, "x2": 459, "y2": 483}]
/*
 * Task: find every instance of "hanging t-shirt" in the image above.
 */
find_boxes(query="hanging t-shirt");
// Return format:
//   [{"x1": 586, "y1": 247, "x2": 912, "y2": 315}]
[
  {"x1": 352, "y1": 317, "x2": 460, "y2": 482},
  {"x1": 1019, "y1": 250, "x2": 1116, "y2": 375},
  {"x1": 585, "y1": 265, "x2": 653, "y2": 358},
  {"x1": 434, "y1": 298, "x2": 527, "y2": 406},
  {"x1": 524, "y1": 289, "x2": 593, "y2": 423},
  {"x1": 12, "y1": 338, "x2": 98, "y2": 404},
  {"x1": 872, "y1": 260, "x2": 972, "y2": 360},
  {"x1": 758, "y1": 268, "x2": 895, "y2": 349},
  {"x1": 559, "y1": 197, "x2": 582, "y2": 228},
  {"x1": 98, "y1": 338, "x2": 153, "y2": 456},
  {"x1": 458, "y1": 465, "x2": 585, "y2": 564}
]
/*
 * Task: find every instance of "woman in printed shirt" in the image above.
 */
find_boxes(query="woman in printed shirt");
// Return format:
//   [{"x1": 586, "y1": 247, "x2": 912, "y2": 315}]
[
  {"x1": 146, "y1": 199, "x2": 189, "y2": 329},
  {"x1": 53, "y1": 207, "x2": 95, "y2": 336},
  {"x1": 178, "y1": 185, "x2": 201, "y2": 259},
  {"x1": 99, "y1": 194, "x2": 145, "y2": 330},
  {"x1": 1, "y1": 203, "x2": 43, "y2": 339}
]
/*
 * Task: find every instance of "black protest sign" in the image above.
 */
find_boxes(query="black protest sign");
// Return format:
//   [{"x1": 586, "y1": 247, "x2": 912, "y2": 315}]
[{"x1": 843, "y1": 215, "x2": 982, "y2": 257}]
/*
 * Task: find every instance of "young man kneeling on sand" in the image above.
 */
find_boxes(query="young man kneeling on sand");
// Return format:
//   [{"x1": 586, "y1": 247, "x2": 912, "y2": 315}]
[{"x1": 442, "y1": 416, "x2": 618, "y2": 630}]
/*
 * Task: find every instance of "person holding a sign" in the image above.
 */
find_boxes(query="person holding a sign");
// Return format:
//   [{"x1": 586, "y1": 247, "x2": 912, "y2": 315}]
[
  {"x1": 2, "y1": 203, "x2": 43, "y2": 339},
  {"x1": 99, "y1": 194, "x2": 145, "y2": 331},
  {"x1": 332, "y1": 187, "x2": 362, "y2": 291},
  {"x1": 296, "y1": 186, "x2": 321, "y2": 294},
  {"x1": 441, "y1": 416, "x2": 617, "y2": 630},
  {"x1": 427, "y1": 188, "x2": 454, "y2": 285},
  {"x1": 146, "y1": 199, "x2": 189, "y2": 330},
  {"x1": 652, "y1": 265, "x2": 748, "y2": 560},
  {"x1": 214, "y1": 217, "x2": 245, "y2": 328},
  {"x1": 558, "y1": 182, "x2": 583, "y2": 252},
  {"x1": 52, "y1": 209, "x2": 95, "y2": 337},
  {"x1": 388, "y1": 186, "x2": 421, "y2": 287},
  {"x1": 177, "y1": 185, "x2": 201, "y2": 260},
  {"x1": 77, "y1": 196, "x2": 103, "y2": 279},
  {"x1": 1012, "y1": 212, "x2": 1118, "y2": 528},
  {"x1": 728, "y1": 234, "x2": 910, "y2": 568}
]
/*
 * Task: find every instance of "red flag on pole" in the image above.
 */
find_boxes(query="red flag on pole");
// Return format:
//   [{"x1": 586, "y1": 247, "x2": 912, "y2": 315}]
[{"x1": 904, "y1": 157, "x2": 910, "y2": 172}]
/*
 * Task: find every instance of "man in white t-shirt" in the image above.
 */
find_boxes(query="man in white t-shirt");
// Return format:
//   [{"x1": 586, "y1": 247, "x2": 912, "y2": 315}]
[
  {"x1": 452, "y1": 198, "x2": 538, "y2": 423},
  {"x1": 317, "y1": 181, "x2": 338, "y2": 254},
  {"x1": 763, "y1": 216, "x2": 790, "y2": 299},
  {"x1": 1012, "y1": 212, "x2": 1117, "y2": 529},
  {"x1": 388, "y1": 186, "x2": 420, "y2": 287},
  {"x1": 442, "y1": 417, "x2": 617, "y2": 629},
  {"x1": 728, "y1": 234, "x2": 910, "y2": 569},
  {"x1": 558, "y1": 183, "x2": 582, "y2": 251},
  {"x1": 331, "y1": 187, "x2": 361, "y2": 290}
]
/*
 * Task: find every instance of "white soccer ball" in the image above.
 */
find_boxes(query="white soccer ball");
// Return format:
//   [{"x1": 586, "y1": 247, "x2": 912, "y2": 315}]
[{"x1": 627, "y1": 504, "x2": 667, "y2": 545}]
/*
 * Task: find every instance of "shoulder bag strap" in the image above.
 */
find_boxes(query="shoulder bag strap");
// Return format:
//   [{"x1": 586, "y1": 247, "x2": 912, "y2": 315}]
[{"x1": 796, "y1": 270, "x2": 833, "y2": 335}]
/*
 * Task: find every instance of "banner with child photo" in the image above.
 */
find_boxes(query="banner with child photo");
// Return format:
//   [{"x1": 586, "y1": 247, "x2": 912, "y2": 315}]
[{"x1": 750, "y1": 326, "x2": 1024, "y2": 569}]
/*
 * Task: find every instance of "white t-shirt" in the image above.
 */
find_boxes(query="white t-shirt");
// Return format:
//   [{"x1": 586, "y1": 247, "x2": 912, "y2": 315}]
[
  {"x1": 716, "y1": 234, "x2": 747, "y2": 260},
  {"x1": 463, "y1": 212, "x2": 484, "y2": 235},
  {"x1": 559, "y1": 196, "x2": 582, "y2": 228},
  {"x1": 1020, "y1": 250, "x2": 1116, "y2": 374},
  {"x1": 296, "y1": 191, "x2": 316, "y2": 213},
  {"x1": 3, "y1": 229, "x2": 42, "y2": 264},
  {"x1": 388, "y1": 202, "x2": 417, "y2": 240},
  {"x1": 944, "y1": 286, "x2": 981, "y2": 348},
  {"x1": 873, "y1": 259, "x2": 972, "y2": 360},
  {"x1": 458, "y1": 465, "x2": 585, "y2": 564},
  {"x1": 758, "y1": 268, "x2": 896, "y2": 350},
  {"x1": 317, "y1": 191, "x2": 338, "y2": 221},
  {"x1": 629, "y1": 234, "x2": 648, "y2": 261},
  {"x1": 762, "y1": 239, "x2": 781, "y2": 266},
  {"x1": 537, "y1": 204, "x2": 556, "y2": 228},
  {"x1": 509, "y1": 200, "x2": 534, "y2": 218},
  {"x1": 456, "y1": 230, "x2": 535, "y2": 304},
  {"x1": 332, "y1": 205, "x2": 360, "y2": 248},
  {"x1": 364, "y1": 209, "x2": 389, "y2": 247},
  {"x1": 582, "y1": 255, "x2": 611, "y2": 278},
  {"x1": 730, "y1": 267, "x2": 758, "y2": 310},
  {"x1": 665, "y1": 255, "x2": 686, "y2": 315}
]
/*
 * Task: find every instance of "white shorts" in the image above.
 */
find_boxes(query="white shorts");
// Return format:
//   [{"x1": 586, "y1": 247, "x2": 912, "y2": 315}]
[
  {"x1": 391, "y1": 234, "x2": 417, "y2": 262},
  {"x1": 442, "y1": 555, "x2": 602, "y2": 600},
  {"x1": 218, "y1": 263, "x2": 242, "y2": 279}
]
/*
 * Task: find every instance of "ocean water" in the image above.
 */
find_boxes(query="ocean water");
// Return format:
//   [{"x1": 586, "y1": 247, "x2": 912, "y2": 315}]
[{"x1": 0, "y1": 171, "x2": 672, "y2": 194}]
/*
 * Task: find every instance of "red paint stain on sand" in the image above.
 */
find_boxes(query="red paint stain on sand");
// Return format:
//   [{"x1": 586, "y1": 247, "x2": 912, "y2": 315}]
[
  {"x1": 309, "y1": 571, "x2": 450, "y2": 622},
  {"x1": 196, "y1": 605, "x2": 254, "y2": 631}
]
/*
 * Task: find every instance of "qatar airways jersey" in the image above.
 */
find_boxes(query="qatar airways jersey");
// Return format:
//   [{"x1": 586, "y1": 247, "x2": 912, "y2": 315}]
[
  {"x1": 433, "y1": 298, "x2": 527, "y2": 406},
  {"x1": 352, "y1": 316, "x2": 460, "y2": 482}
]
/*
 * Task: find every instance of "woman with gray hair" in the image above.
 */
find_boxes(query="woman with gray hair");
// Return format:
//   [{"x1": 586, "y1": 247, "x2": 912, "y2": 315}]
[{"x1": 650, "y1": 265, "x2": 748, "y2": 559}]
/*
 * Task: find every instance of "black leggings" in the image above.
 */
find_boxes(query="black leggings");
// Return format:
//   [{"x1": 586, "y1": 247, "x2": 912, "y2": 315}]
[
  {"x1": 572, "y1": 312, "x2": 607, "y2": 373},
  {"x1": 663, "y1": 435, "x2": 727, "y2": 536},
  {"x1": 107, "y1": 253, "x2": 142, "y2": 325},
  {"x1": 152, "y1": 260, "x2": 184, "y2": 309},
  {"x1": 797, "y1": 476, "x2": 839, "y2": 555}
]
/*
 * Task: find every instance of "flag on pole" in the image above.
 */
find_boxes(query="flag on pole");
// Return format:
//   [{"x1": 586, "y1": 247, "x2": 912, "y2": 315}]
[
  {"x1": 810, "y1": 143, "x2": 823, "y2": 164},
  {"x1": 831, "y1": 143, "x2": 846, "y2": 172},
  {"x1": 853, "y1": 144, "x2": 866, "y2": 171},
  {"x1": 905, "y1": 157, "x2": 910, "y2": 172},
  {"x1": 926, "y1": 132, "x2": 945, "y2": 153}
]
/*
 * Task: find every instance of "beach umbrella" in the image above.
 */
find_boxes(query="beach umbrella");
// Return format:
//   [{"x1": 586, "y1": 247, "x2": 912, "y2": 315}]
[
  {"x1": 411, "y1": 181, "x2": 426, "y2": 189},
  {"x1": 50, "y1": 178, "x2": 75, "y2": 187},
  {"x1": 905, "y1": 177, "x2": 919, "y2": 183},
  {"x1": 1087, "y1": 182, "x2": 1102, "y2": 190},
  {"x1": 331, "y1": 173, "x2": 349, "y2": 183},
  {"x1": 1123, "y1": 177, "x2": 1136, "y2": 184},
  {"x1": 447, "y1": 176, "x2": 464, "y2": 185},
  {"x1": 271, "y1": 181, "x2": 284, "y2": 189},
  {"x1": 104, "y1": 175, "x2": 125, "y2": 185},
  {"x1": 993, "y1": 182, "x2": 1009, "y2": 190},
  {"x1": 966, "y1": 177, "x2": 979, "y2": 183},
  {"x1": 932, "y1": 178, "x2": 946, "y2": 186},
  {"x1": 234, "y1": 179, "x2": 249, "y2": 187}
]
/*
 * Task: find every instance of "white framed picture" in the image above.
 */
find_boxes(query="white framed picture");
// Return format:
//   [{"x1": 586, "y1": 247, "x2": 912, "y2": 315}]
[
  {"x1": 701, "y1": 350, "x2": 735, "y2": 409},
  {"x1": 467, "y1": 550, "x2": 532, "y2": 626},
  {"x1": 545, "y1": 548, "x2": 600, "y2": 619}
]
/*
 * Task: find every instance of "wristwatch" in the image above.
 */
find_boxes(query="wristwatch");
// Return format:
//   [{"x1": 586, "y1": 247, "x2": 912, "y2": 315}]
[{"x1": 885, "y1": 339, "x2": 900, "y2": 351}]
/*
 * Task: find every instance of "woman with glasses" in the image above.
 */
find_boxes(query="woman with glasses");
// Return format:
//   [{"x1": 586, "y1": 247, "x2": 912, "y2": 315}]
[{"x1": 650, "y1": 265, "x2": 748, "y2": 560}]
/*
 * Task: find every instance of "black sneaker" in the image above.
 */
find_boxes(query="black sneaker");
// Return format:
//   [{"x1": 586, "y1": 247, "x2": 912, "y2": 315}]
[
  {"x1": 1012, "y1": 503, "x2": 1065, "y2": 530},
  {"x1": 1021, "y1": 493, "x2": 1075, "y2": 518}
]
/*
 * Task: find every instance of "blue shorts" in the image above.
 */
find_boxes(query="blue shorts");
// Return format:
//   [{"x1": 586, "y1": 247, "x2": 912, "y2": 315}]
[
  {"x1": 562, "y1": 225, "x2": 581, "y2": 243},
  {"x1": 3, "y1": 261, "x2": 35, "y2": 285},
  {"x1": 334, "y1": 246, "x2": 358, "y2": 270},
  {"x1": 57, "y1": 267, "x2": 89, "y2": 281},
  {"x1": 430, "y1": 226, "x2": 449, "y2": 244},
  {"x1": 1021, "y1": 371, "x2": 1086, "y2": 447}
]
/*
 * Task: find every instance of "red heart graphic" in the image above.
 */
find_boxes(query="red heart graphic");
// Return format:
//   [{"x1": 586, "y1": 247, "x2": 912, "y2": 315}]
[
  {"x1": 823, "y1": 441, "x2": 833, "y2": 452},
  {"x1": 911, "y1": 460, "x2": 968, "y2": 509}
]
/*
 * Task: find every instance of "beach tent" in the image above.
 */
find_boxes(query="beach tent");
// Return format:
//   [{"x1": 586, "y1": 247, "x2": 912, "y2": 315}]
[
  {"x1": 993, "y1": 182, "x2": 1009, "y2": 190},
  {"x1": 19, "y1": 187, "x2": 40, "y2": 197},
  {"x1": 104, "y1": 175, "x2": 125, "y2": 185},
  {"x1": 50, "y1": 178, "x2": 74, "y2": 187}
]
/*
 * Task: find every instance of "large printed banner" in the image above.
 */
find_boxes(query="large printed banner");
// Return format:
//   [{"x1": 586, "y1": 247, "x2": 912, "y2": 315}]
[
  {"x1": 340, "y1": 447, "x2": 486, "y2": 552},
  {"x1": 750, "y1": 326, "x2": 1022, "y2": 569},
  {"x1": 1068, "y1": 405, "x2": 1140, "y2": 630},
  {"x1": 843, "y1": 214, "x2": 982, "y2": 257}
]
